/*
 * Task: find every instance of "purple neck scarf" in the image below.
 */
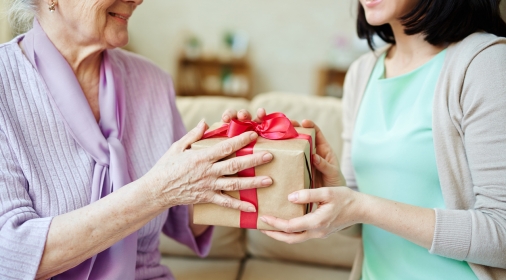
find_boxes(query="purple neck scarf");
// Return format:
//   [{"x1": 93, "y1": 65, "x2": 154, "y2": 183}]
[{"x1": 23, "y1": 19, "x2": 137, "y2": 279}]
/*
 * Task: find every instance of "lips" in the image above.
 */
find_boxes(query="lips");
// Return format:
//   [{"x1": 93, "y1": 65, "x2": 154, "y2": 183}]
[
  {"x1": 364, "y1": 0, "x2": 382, "y2": 7},
  {"x1": 109, "y1": 12, "x2": 130, "y2": 21}
]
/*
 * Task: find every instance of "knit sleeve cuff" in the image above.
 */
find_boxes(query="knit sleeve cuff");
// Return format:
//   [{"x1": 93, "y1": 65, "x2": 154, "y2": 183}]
[
  {"x1": 163, "y1": 205, "x2": 214, "y2": 257},
  {"x1": 429, "y1": 209, "x2": 472, "y2": 260},
  {"x1": 0, "y1": 215, "x2": 53, "y2": 279}
]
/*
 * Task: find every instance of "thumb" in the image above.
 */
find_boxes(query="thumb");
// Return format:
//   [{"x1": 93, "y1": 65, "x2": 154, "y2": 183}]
[{"x1": 175, "y1": 119, "x2": 207, "y2": 150}]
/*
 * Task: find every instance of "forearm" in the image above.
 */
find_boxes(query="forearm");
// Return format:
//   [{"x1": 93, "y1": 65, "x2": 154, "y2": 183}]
[
  {"x1": 36, "y1": 179, "x2": 165, "y2": 279},
  {"x1": 357, "y1": 192, "x2": 435, "y2": 249}
]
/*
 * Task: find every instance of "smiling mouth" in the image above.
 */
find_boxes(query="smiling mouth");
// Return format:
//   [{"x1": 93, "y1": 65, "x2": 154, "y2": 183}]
[{"x1": 109, "y1": 12, "x2": 129, "y2": 21}]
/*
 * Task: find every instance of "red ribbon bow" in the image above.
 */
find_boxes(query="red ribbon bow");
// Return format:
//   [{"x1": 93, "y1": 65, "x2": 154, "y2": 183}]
[
  {"x1": 202, "y1": 113, "x2": 299, "y2": 140},
  {"x1": 202, "y1": 113, "x2": 311, "y2": 229}
]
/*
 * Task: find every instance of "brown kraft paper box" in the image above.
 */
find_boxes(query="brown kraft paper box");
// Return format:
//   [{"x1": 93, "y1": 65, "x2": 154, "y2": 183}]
[{"x1": 193, "y1": 124, "x2": 315, "y2": 231}]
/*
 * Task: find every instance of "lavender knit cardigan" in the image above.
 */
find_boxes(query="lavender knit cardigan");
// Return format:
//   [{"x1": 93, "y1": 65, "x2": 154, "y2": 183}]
[{"x1": 0, "y1": 38, "x2": 211, "y2": 279}]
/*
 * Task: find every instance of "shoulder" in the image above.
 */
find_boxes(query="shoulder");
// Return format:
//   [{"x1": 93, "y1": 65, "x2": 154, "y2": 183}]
[
  {"x1": 106, "y1": 48, "x2": 176, "y2": 102},
  {"x1": 107, "y1": 48, "x2": 173, "y2": 85},
  {"x1": 342, "y1": 45, "x2": 389, "y2": 111},
  {"x1": 0, "y1": 37, "x2": 25, "y2": 67},
  {"x1": 446, "y1": 32, "x2": 506, "y2": 70},
  {"x1": 346, "y1": 45, "x2": 389, "y2": 86}
]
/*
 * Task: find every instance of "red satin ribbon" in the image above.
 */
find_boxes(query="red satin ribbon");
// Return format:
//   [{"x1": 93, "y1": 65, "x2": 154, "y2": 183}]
[
  {"x1": 202, "y1": 113, "x2": 313, "y2": 229},
  {"x1": 202, "y1": 113, "x2": 299, "y2": 140}
]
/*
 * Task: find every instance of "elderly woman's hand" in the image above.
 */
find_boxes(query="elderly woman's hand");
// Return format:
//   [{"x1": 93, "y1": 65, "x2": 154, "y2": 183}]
[{"x1": 143, "y1": 119, "x2": 273, "y2": 212}]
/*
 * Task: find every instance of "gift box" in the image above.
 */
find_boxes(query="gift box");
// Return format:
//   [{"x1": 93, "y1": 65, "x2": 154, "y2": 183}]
[{"x1": 192, "y1": 114, "x2": 315, "y2": 230}]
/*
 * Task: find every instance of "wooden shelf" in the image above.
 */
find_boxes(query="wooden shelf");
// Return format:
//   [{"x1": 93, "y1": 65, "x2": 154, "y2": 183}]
[
  {"x1": 176, "y1": 54, "x2": 253, "y2": 99},
  {"x1": 316, "y1": 67, "x2": 347, "y2": 98}
]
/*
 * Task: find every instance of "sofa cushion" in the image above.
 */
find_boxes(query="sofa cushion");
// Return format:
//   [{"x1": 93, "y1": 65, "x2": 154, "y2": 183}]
[
  {"x1": 249, "y1": 92, "x2": 344, "y2": 160},
  {"x1": 161, "y1": 256, "x2": 240, "y2": 280},
  {"x1": 159, "y1": 226, "x2": 246, "y2": 258},
  {"x1": 176, "y1": 96, "x2": 250, "y2": 130},
  {"x1": 246, "y1": 227, "x2": 360, "y2": 268},
  {"x1": 240, "y1": 259, "x2": 350, "y2": 280}
]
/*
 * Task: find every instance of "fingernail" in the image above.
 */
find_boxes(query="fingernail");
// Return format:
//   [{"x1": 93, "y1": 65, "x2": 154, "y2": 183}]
[
  {"x1": 262, "y1": 178, "x2": 273, "y2": 186},
  {"x1": 263, "y1": 153, "x2": 273, "y2": 162},
  {"x1": 260, "y1": 216, "x2": 267, "y2": 223},
  {"x1": 288, "y1": 192, "x2": 299, "y2": 202},
  {"x1": 198, "y1": 119, "x2": 206, "y2": 128},
  {"x1": 223, "y1": 115, "x2": 230, "y2": 122},
  {"x1": 250, "y1": 132, "x2": 258, "y2": 140},
  {"x1": 313, "y1": 154, "x2": 321, "y2": 164},
  {"x1": 247, "y1": 206, "x2": 256, "y2": 213}
]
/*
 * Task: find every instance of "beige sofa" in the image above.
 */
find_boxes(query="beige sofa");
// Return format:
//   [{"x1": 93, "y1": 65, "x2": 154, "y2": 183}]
[{"x1": 159, "y1": 93, "x2": 361, "y2": 280}]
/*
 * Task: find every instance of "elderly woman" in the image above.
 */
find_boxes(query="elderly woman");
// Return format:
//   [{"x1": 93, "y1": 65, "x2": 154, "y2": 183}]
[
  {"x1": 256, "y1": 0, "x2": 506, "y2": 279},
  {"x1": 0, "y1": 0, "x2": 274, "y2": 279}
]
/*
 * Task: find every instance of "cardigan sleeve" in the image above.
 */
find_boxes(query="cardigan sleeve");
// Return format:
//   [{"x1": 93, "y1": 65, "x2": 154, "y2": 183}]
[
  {"x1": 340, "y1": 59, "x2": 360, "y2": 191},
  {"x1": 430, "y1": 43, "x2": 506, "y2": 268},
  {"x1": 162, "y1": 205, "x2": 214, "y2": 257},
  {"x1": 0, "y1": 128, "x2": 53, "y2": 279}
]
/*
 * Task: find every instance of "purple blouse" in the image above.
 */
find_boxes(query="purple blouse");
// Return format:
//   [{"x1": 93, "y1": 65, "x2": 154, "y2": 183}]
[{"x1": 0, "y1": 21, "x2": 212, "y2": 279}]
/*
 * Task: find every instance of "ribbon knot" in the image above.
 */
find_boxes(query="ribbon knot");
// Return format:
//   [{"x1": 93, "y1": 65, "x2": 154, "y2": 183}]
[{"x1": 202, "y1": 113, "x2": 299, "y2": 140}]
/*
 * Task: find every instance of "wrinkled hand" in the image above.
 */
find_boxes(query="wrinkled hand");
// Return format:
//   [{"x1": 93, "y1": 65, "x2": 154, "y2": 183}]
[
  {"x1": 143, "y1": 119, "x2": 273, "y2": 212},
  {"x1": 260, "y1": 187, "x2": 362, "y2": 244}
]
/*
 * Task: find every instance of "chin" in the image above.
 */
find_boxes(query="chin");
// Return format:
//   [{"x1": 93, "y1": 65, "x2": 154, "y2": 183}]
[
  {"x1": 107, "y1": 35, "x2": 129, "y2": 49},
  {"x1": 364, "y1": 12, "x2": 390, "y2": 26}
]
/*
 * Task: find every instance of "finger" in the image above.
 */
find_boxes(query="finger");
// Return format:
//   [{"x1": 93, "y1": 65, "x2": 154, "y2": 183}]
[
  {"x1": 252, "y1": 108, "x2": 267, "y2": 122},
  {"x1": 206, "y1": 132, "x2": 258, "y2": 162},
  {"x1": 214, "y1": 176, "x2": 273, "y2": 191},
  {"x1": 287, "y1": 188, "x2": 333, "y2": 204},
  {"x1": 260, "y1": 214, "x2": 317, "y2": 233},
  {"x1": 210, "y1": 193, "x2": 256, "y2": 212},
  {"x1": 290, "y1": 120, "x2": 301, "y2": 127},
  {"x1": 260, "y1": 214, "x2": 316, "y2": 233},
  {"x1": 301, "y1": 120, "x2": 330, "y2": 150},
  {"x1": 260, "y1": 230, "x2": 310, "y2": 244},
  {"x1": 173, "y1": 119, "x2": 207, "y2": 151},
  {"x1": 222, "y1": 109, "x2": 238, "y2": 123},
  {"x1": 212, "y1": 151, "x2": 273, "y2": 175},
  {"x1": 312, "y1": 154, "x2": 339, "y2": 181},
  {"x1": 237, "y1": 109, "x2": 253, "y2": 122}
]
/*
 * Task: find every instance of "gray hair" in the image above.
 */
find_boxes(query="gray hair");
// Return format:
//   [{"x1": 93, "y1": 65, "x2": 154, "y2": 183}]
[{"x1": 7, "y1": 0, "x2": 38, "y2": 34}]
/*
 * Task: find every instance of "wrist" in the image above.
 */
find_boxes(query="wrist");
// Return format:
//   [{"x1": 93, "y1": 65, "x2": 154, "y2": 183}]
[
  {"x1": 132, "y1": 175, "x2": 171, "y2": 213},
  {"x1": 350, "y1": 190, "x2": 372, "y2": 225}
]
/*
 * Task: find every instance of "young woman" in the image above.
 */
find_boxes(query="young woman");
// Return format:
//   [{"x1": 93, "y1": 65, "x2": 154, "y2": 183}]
[{"x1": 254, "y1": 0, "x2": 506, "y2": 279}]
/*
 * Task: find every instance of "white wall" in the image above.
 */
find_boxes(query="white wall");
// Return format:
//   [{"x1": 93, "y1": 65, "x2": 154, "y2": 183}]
[
  {"x1": 128, "y1": 0, "x2": 359, "y2": 96},
  {"x1": 0, "y1": 0, "x2": 12, "y2": 43}
]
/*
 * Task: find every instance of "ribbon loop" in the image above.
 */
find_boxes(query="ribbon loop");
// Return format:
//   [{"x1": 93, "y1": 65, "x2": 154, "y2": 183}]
[{"x1": 202, "y1": 113, "x2": 299, "y2": 140}]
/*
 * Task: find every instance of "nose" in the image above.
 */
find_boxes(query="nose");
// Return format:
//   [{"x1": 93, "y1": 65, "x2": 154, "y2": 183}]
[{"x1": 123, "y1": 0, "x2": 143, "y2": 7}]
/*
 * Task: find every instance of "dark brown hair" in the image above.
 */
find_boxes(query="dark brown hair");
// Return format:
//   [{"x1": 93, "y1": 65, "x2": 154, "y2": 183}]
[{"x1": 357, "y1": 0, "x2": 506, "y2": 49}]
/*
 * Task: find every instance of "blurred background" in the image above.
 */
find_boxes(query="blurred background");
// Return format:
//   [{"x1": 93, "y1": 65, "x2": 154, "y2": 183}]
[{"x1": 1, "y1": 0, "x2": 506, "y2": 99}]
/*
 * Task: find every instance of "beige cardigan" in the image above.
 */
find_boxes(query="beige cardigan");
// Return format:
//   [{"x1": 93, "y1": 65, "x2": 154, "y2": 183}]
[{"x1": 342, "y1": 33, "x2": 506, "y2": 280}]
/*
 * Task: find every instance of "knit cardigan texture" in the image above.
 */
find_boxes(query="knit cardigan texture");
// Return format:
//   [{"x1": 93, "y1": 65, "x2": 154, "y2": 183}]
[{"x1": 0, "y1": 38, "x2": 210, "y2": 279}]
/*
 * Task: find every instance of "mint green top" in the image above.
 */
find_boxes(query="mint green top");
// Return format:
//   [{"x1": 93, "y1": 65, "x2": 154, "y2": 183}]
[{"x1": 351, "y1": 50, "x2": 477, "y2": 280}]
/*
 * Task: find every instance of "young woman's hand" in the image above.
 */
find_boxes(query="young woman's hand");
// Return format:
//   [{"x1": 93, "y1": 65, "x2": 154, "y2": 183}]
[
  {"x1": 294, "y1": 119, "x2": 345, "y2": 188},
  {"x1": 260, "y1": 187, "x2": 362, "y2": 243},
  {"x1": 221, "y1": 108, "x2": 267, "y2": 123}
]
